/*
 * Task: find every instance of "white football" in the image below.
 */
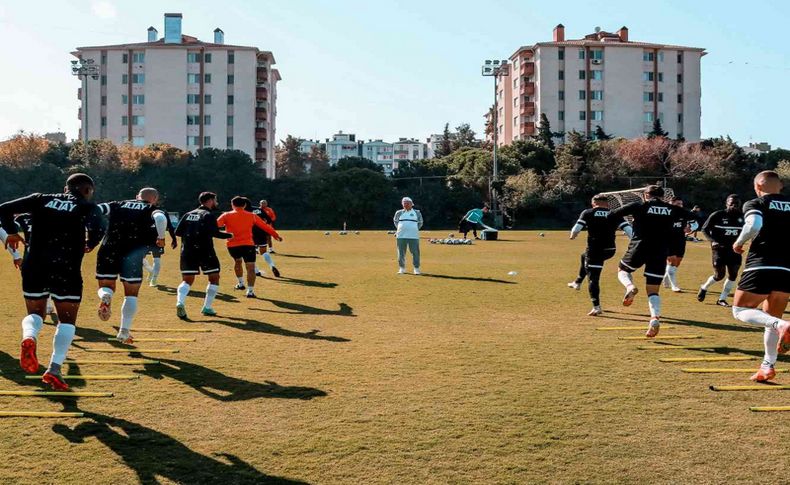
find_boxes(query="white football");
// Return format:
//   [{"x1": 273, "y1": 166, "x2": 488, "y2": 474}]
[{"x1": 508, "y1": 271, "x2": 518, "y2": 276}]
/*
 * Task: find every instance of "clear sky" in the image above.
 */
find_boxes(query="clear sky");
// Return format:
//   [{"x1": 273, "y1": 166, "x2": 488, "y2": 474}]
[{"x1": 0, "y1": 0, "x2": 788, "y2": 148}]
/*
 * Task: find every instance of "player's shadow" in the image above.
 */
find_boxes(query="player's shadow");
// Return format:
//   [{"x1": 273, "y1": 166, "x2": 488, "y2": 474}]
[
  {"x1": 71, "y1": 325, "x2": 117, "y2": 344},
  {"x1": 276, "y1": 253, "x2": 323, "y2": 260},
  {"x1": 419, "y1": 273, "x2": 516, "y2": 285},
  {"x1": 646, "y1": 344, "x2": 790, "y2": 362},
  {"x1": 254, "y1": 299, "x2": 355, "y2": 317},
  {"x1": 53, "y1": 413, "x2": 306, "y2": 484},
  {"x1": 604, "y1": 310, "x2": 762, "y2": 334},
  {"x1": 205, "y1": 316, "x2": 350, "y2": 342},
  {"x1": 135, "y1": 357, "x2": 327, "y2": 401},
  {"x1": 274, "y1": 277, "x2": 338, "y2": 289},
  {"x1": 0, "y1": 350, "x2": 87, "y2": 391},
  {"x1": 156, "y1": 285, "x2": 240, "y2": 303}
]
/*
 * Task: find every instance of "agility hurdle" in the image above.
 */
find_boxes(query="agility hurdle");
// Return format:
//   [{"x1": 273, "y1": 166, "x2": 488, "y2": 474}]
[
  {"x1": 619, "y1": 335, "x2": 702, "y2": 341},
  {"x1": 710, "y1": 385, "x2": 790, "y2": 391},
  {"x1": 83, "y1": 348, "x2": 180, "y2": 354},
  {"x1": 0, "y1": 411, "x2": 84, "y2": 418},
  {"x1": 65, "y1": 359, "x2": 160, "y2": 365},
  {"x1": 25, "y1": 375, "x2": 139, "y2": 381},
  {"x1": 113, "y1": 327, "x2": 211, "y2": 333},
  {"x1": 682, "y1": 368, "x2": 789, "y2": 373},
  {"x1": 596, "y1": 326, "x2": 674, "y2": 331},
  {"x1": 106, "y1": 338, "x2": 196, "y2": 343},
  {"x1": 659, "y1": 356, "x2": 757, "y2": 363},
  {"x1": 0, "y1": 390, "x2": 113, "y2": 397}
]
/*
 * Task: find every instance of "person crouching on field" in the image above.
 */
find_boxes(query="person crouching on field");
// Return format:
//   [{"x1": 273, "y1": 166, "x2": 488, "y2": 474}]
[{"x1": 394, "y1": 197, "x2": 423, "y2": 275}]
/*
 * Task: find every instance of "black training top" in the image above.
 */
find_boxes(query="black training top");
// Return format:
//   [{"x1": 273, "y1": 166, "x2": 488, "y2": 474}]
[
  {"x1": 742, "y1": 194, "x2": 790, "y2": 270},
  {"x1": 702, "y1": 209, "x2": 744, "y2": 248},
  {"x1": 575, "y1": 207, "x2": 630, "y2": 250},
  {"x1": 176, "y1": 206, "x2": 231, "y2": 251},
  {"x1": 99, "y1": 200, "x2": 160, "y2": 249},
  {"x1": 609, "y1": 198, "x2": 693, "y2": 248}
]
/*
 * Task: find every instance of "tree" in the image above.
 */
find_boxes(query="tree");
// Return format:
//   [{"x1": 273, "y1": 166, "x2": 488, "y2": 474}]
[
  {"x1": 275, "y1": 135, "x2": 306, "y2": 178},
  {"x1": 647, "y1": 118, "x2": 668, "y2": 139},
  {"x1": 536, "y1": 113, "x2": 562, "y2": 150},
  {"x1": 498, "y1": 139, "x2": 555, "y2": 174},
  {"x1": 484, "y1": 105, "x2": 495, "y2": 147},
  {"x1": 593, "y1": 125, "x2": 612, "y2": 141},
  {"x1": 334, "y1": 157, "x2": 383, "y2": 173},
  {"x1": 452, "y1": 123, "x2": 478, "y2": 151},
  {"x1": 307, "y1": 145, "x2": 330, "y2": 174},
  {"x1": 0, "y1": 132, "x2": 52, "y2": 168},
  {"x1": 435, "y1": 123, "x2": 453, "y2": 158},
  {"x1": 69, "y1": 139, "x2": 120, "y2": 167}
]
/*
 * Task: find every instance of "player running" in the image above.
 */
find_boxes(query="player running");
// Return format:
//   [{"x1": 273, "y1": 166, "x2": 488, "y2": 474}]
[
  {"x1": 730, "y1": 171, "x2": 790, "y2": 382},
  {"x1": 609, "y1": 185, "x2": 695, "y2": 337},
  {"x1": 217, "y1": 196, "x2": 282, "y2": 298},
  {"x1": 697, "y1": 195, "x2": 744, "y2": 307},
  {"x1": 96, "y1": 188, "x2": 169, "y2": 344},
  {"x1": 662, "y1": 196, "x2": 697, "y2": 292},
  {"x1": 0, "y1": 174, "x2": 104, "y2": 390},
  {"x1": 251, "y1": 199, "x2": 280, "y2": 278},
  {"x1": 8, "y1": 213, "x2": 60, "y2": 323},
  {"x1": 174, "y1": 192, "x2": 232, "y2": 319},
  {"x1": 142, "y1": 205, "x2": 177, "y2": 287},
  {"x1": 568, "y1": 194, "x2": 633, "y2": 316}
]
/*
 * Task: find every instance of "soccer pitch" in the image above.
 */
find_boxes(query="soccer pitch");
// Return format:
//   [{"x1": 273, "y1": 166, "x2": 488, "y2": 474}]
[{"x1": 0, "y1": 230, "x2": 787, "y2": 484}]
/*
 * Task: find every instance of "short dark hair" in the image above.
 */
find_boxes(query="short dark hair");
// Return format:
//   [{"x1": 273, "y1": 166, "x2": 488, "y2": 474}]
[
  {"x1": 199, "y1": 192, "x2": 216, "y2": 204},
  {"x1": 645, "y1": 185, "x2": 664, "y2": 198},
  {"x1": 592, "y1": 194, "x2": 608, "y2": 203},
  {"x1": 66, "y1": 173, "x2": 95, "y2": 192},
  {"x1": 231, "y1": 196, "x2": 246, "y2": 207}
]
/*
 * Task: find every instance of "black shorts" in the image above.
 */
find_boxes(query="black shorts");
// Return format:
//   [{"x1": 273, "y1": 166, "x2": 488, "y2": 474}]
[
  {"x1": 96, "y1": 244, "x2": 150, "y2": 283},
  {"x1": 668, "y1": 236, "x2": 686, "y2": 258},
  {"x1": 712, "y1": 247, "x2": 742, "y2": 270},
  {"x1": 585, "y1": 247, "x2": 617, "y2": 270},
  {"x1": 21, "y1": 257, "x2": 83, "y2": 302},
  {"x1": 619, "y1": 240, "x2": 667, "y2": 284},
  {"x1": 180, "y1": 247, "x2": 221, "y2": 275},
  {"x1": 227, "y1": 245, "x2": 256, "y2": 263},
  {"x1": 738, "y1": 268, "x2": 790, "y2": 295}
]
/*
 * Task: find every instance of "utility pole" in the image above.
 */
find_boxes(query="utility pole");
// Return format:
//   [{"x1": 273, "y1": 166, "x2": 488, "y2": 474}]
[
  {"x1": 481, "y1": 59, "x2": 509, "y2": 228},
  {"x1": 71, "y1": 58, "x2": 100, "y2": 147}
]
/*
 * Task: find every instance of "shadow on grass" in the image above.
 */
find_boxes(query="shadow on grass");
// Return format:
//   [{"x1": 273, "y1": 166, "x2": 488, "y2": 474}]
[
  {"x1": 53, "y1": 413, "x2": 306, "y2": 484},
  {"x1": 254, "y1": 299, "x2": 355, "y2": 317},
  {"x1": 275, "y1": 253, "x2": 323, "y2": 260},
  {"x1": 419, "y1": 273, "x2": 516, "y2": 285},
  {"x1": 156, "y1": 285, "x2": 239, "y2": 303},
  {"x1": 135, "y1": 357, "x2": 326, "y2": 401},
  {"x1": 274, "y1": 277, "x2": 338, "y2": 289},
  {"x1": 205, "y1": 316, "x2": 350, "y2": 343},
  {"x1": 0, "y1": 350, "x2": 87, "y2": 392},
  {"x1": 604, "y1": 310, "x2": 762, "y2": 334}
]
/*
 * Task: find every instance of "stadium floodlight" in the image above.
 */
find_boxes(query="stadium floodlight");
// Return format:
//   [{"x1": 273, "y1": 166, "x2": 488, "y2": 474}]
[
  {"x1": 481, "y1": 59, "x2": 510, "y2": 226},
  {"x1": 71, "y1": 58, "x2": 101, "y2": 146}
]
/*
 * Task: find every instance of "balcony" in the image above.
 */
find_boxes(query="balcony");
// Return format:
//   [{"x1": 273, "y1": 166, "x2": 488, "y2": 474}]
[
  {"x1": 255, "y1": 107, "x2": 267, "y2": 119},
  {"x1": 520, "y1": 82, "x2": 535, "y2": 96},
  {"x1": 255, "y1": 130, "x2": 267, "y2": 141},
  {"x1": 77, "y1": 88, "x2": 82, "y2": 100},
  {"x1": 521, "y1": 121, "x2": 536, "y2": 135},
  {"x1": 77, "y1": 108, "x2": 82, "y2": 120},
  {"x1": 520, "y1": 62, "x2": 535, "y2": 76},
  {"x1": 520, "y1": 102, "x2": 535, "y2": 116},
  {"x1": 256, "y1": 87, "x2": 268, "y2": 100},
  {"x1": 255, "y1": 148, "x2": 267, "y2": 160}
]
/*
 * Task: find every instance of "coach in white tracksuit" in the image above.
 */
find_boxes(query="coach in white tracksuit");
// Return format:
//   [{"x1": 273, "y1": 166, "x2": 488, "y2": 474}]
[{"x1": 393, "y1": 197, "x2": 423, "y2": 275}]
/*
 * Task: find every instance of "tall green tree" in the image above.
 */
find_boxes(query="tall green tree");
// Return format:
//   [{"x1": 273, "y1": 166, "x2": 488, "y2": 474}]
[
  {"x1": 275, "y1": 135, "x2": 306, "y2": 178},
  {"x1": 536, "y1": 113, "x2": 560, "y2": 150},
  {"x1": 593, "y1": 125, "x2": 612, "y2": 141},
  {"x1": 307, "y1": 145, "x2": 330, "y2": 174},
  {"x1": 435, "y1": 123, "x2": 453, "y2": 158},
  {"x1": 647, "y1": 118, "x2": 668, "y2": 139},
  {"x1": 453, "y1": 123, "x2": 478, "y2": 151}
]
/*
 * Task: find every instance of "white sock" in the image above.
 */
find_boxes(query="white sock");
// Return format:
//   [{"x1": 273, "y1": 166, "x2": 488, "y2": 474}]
[
  {"x1": 719, "y1": 280, "x2": 736, "y2": 301},
  {"x1": 255, "y1": 265, "x2": 262, "y2": 274},
  {"x1": 733, "y1": 306, "x2": 786, "y2": 329},
  {"x1": 21, "y1": 314, "x2": 44, "y2": 341},
  {"x1": 237, "y1": 276, "x2": 244, "y2": 285},
  {"x1": 50, "y1": 323, "x2": 75, "y2": 366},
  {"x1": 152, "y1": 258, "x2": 161, "y2": 277},
  {"x1": 46, "y1": 298, "x2": 55, "y2": 314},
  {"x1": 142, "y1": 258, "x2": 154, "y2": 273},
  {"x1": 98, "y1": 287, "x2": 114, "y2": 301},
  {"x1": 204, "y1": 284, "x2": 219, "y2": 308},
  {"x1": 263, "y1": 252, "x2": 275, "y2": 269},
  {"x1": 177, "y1": 282, "x2": 190, "y2": 305},
  {"x1": 764, "y1": 328, "x2": 779, "y2": 366},
  {"x1": 120, "y1": 296, "x2": 138, "y2": 331},
  {"x1": 246, "y1": 285, "x2": 254, "y2": 294},
  {"x1": 666, "y1": 264, "x2": 679, "y2": 288},
  {"x1": 648, "y1": 294, "x2": 661, "y2": 318},
  {"x1": 617, "y1": 270, "x2": 634, "y2": 289},
  {"x1": 701, "y1": 276, "x2": 718, "y2": 291}
]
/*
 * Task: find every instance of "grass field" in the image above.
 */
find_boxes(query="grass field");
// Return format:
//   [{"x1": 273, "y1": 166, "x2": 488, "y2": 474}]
[{"x1": 0, "y1": 230, "x2": 788, "y2": 484}]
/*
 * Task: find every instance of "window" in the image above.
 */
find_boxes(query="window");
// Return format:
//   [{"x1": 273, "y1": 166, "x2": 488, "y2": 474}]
[
  {"x1": 132, "y1": 52, "x2": 145, "y2": 63},
  {"x1": 132, "y1": 73, "x2": 144, "y2": 84},
  {"x1": 677, "y1": 74, "x2": 683, "y2": 83},
  {"x1": 227, "y1": 136, "x2": 234, "y2": 148},
  {"x1": 591, "y1": 70, "x2": 603, "y2": 80},
  {"x1": 658, "y1": 72, "x2": 664, "y2": 82},
  {"x1": 578, "y1": 49, "x2": 585, "y2": 60},
  {"x1": 204, "y1": 115, "x2": 211, "y2": 125},
  {"x1": 188, "y1": 73, "x2": 200, "y2": 84},
  {"x1": 513, "y1": 97, "x2": 517, "y2": 108},
  {"x1": 643, "y1": 52, "x2": 654, "y2": 62},
  {"x1": 558, "y1": 70, "x2": 564, "y2": 80},
  {"x1": 677, "y1": 93, "x2": 683, "y2": 104},
  {"x1": 512, "y1": 78, "x2": 517, "y2": 89},
  {"x1": 227, "y1": 95, "x2": 234, "y2": 105},
  {"x1": 204, "y1": 73, "x2": 211, "y2": 83},
  {"x1": 122, "y1": 116, "x2": 128, "y2": 126},
  {"x1": 678, "y1": 113, "x2": 683, "y2": 123},
  {"x1": 101, "y1": 75, "x2": 106, "y2": 86},
  {"x1": 205, "y1": 53, "x2": 212, "y2": 63},
  {"x1": 101, "y1": 95, "x2": 107, "y2": 106},
  {"x1": 187, "y1": 53, "x2": 201, "y2": 63},
  {"x1": 132, "y1": 95, "x2": 144, "y2": 105},
  {"x1": 579, "y1": 111, "x2": 586, "y2": 121},
  {"x1": 592, "y1": 110, "x2": 603, "y2": 121},
  {"x1": 558, "y1": 110, "x2": 565, "y2": 121},
  {"x1": 132, "y1": 137, "x2": 145, "y2": 147},
  {"x1": 658, "y1": 52, "x2": 664, "y2": 63},
  {"x1": 643, "y1": 112, "x2": 654, "y2": 122},
  {"x1": 132, "y1": 115, "x2": 144, "y2": 126},
  {"x1": 204, "y1": 136, "x2": 211, "y2": 146},
  {"x1": 122, "y1": 74, "x2": 128, "y2": 84},
  {"x1": 227, "y1": 115, "x2": 234, "y2": 126},
  {"x1": 643, "y1": 92, "x2": 654, "y2": 102},
  {"x1": 227, "y1": 74, "x2": 234, "y2": 84},
  {"x1": 643, "y1": 72, "x2": 654, "y2": 82},
  {"x1": 578, "y1": 90, "x2": 586, "y2": 100},
  {"x1": 677, "y1": 52, "x2": 683, "y2": 63},
  {"x1": 558, "y1": 90, "x2": 564, "y2": 101},
  {"x1": 187, "y1": 94, "x2": 200, "y2": 104},
  {"x1": 187, "y1": 115, "x2": 200, "y2": 125},
  {"x1": 122, "y1": 53, "x2": 128, "y2": 63},
  {"x1": 578, "y1": 70, "x2": 586, "y2": 80},
  {"x1": 101, "y1": 117, "x2": 106, "y2": 127},
  {"x1": 204, "y1": 94, "x2": 212, "y2": 104},
  {"x1": 558, "y1": 48, "x2": 564, "y2": 60},
  {"x1": 658, "y1": 92, "x2": 664, "y2": 102},
  {"x1": 591, "y1": 90, "x2": 603, "y2": 100},
  {"x1": 590, "y1": 50, "x2": 603, "y2": 60},
  {"x1": 121, "y1": 95, "x2": 128, "y2": 104},
  {"x1": 513, "y1": 116, "x2": 518, "y2": 126},
  {"x1": 101, "y1": 54, "x2": 107, "y2": 65},
  {"x1": 187, "y1": 136, "x2": 200, "y2": 145},
  {"x1": 228, "y1": 51, "x2": 235, "y2": 64}
]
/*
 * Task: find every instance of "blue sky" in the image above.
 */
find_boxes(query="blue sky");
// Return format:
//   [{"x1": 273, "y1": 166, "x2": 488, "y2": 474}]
[{"x1": 0, "y1": 0, "x2": 788, "y2": 148}]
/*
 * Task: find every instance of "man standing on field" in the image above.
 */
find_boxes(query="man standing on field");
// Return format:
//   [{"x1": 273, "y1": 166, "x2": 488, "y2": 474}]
[{"x1": 394, "y1": 197, "x2": 423, "y2": 275}]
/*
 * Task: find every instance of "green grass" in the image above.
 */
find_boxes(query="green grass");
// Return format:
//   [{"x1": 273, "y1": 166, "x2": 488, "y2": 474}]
[{"x1": 0, "y1": 230, "x2": 788, "y2": 484}]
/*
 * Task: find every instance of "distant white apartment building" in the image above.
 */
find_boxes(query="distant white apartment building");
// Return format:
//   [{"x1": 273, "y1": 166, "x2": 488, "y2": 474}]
[
  {"x1": 491, "y1": 24, "x2": 704, "y2": 145},
  {"x1": 73, "y1": 13, "x2": 280, "y2": 177},
  {"x1": 298, "y1": 139, "x2": 323, "y2": 155},
  {"x1": 426, "y1": 133, "x2": 456, "y2": 158},
  {"x1": 325, "y1": 132, "x2": 361, "y2": 164},
  {"x1": 361, "y1": 140, "x2": 394, "y2": 174},
  {"x1": 393, "y1": 138, "x2": 427, "y2": 162}
]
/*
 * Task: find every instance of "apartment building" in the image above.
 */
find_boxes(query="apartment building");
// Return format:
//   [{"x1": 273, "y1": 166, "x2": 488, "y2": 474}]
[
  {"x1": 393, "y1": 138, "x2": 427, "y2": 162},
  {"x1": 73, "y1": 13, "x2": 280, "y2": 177},
  {"x1": 492, "y1": 24, "x2": 704, "y2": 145},
  {"x1": 325, "y1": 132, "x2": 361, "y2": 164}
]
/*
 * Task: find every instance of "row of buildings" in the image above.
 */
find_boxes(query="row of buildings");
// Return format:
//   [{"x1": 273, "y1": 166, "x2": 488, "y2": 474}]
[{"x1": 488, "y1": 25, "x2": 705, "y2": 145}]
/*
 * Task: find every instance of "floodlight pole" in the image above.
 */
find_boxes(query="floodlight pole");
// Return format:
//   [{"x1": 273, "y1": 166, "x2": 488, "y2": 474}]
[
  {"x1": 71, "y1": 58, "x2": 99, "y2": 147},
  {"x1": 482, "y1": 60, "x2": 509, "y2": 228}
]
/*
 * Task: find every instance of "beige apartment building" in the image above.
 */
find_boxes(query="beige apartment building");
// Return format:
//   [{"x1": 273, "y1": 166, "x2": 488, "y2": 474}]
[
  {"x1": 73, "y1": 13, "x2": 280, "y2": 177},
  {"x1": 492, "y1": 24, "x2": 704, "y2": 146}
]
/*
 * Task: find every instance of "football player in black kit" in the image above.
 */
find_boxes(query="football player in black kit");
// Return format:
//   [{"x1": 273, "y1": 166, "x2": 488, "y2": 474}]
[
  {"x1": 250, "y1": 199, "x2": 280, "y2": 278},
  {"x1": 609, "y1": 185, "x2": 695, "y2": 337},
  {"x1": 568, "y1": 194, "x2": 633, "y2": 316},
  {"x1": 662, "y1": 197, "x2": 697, "y2": 292},
  {"x1": 0, "y1": 174, "x2": 104, "y2": 390},
  {"x1": 730, "y1": 171, "x2": 790, "y2": 382},
  {"x1": 174, "y1": 192, "x2": 232, "y2": 319},
  {"x1": 95, "y1": 187, "x2": 169, "y2": 344},
  {"x1": 697, "y1": 195, "x2": 744, "y2": 307}
]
